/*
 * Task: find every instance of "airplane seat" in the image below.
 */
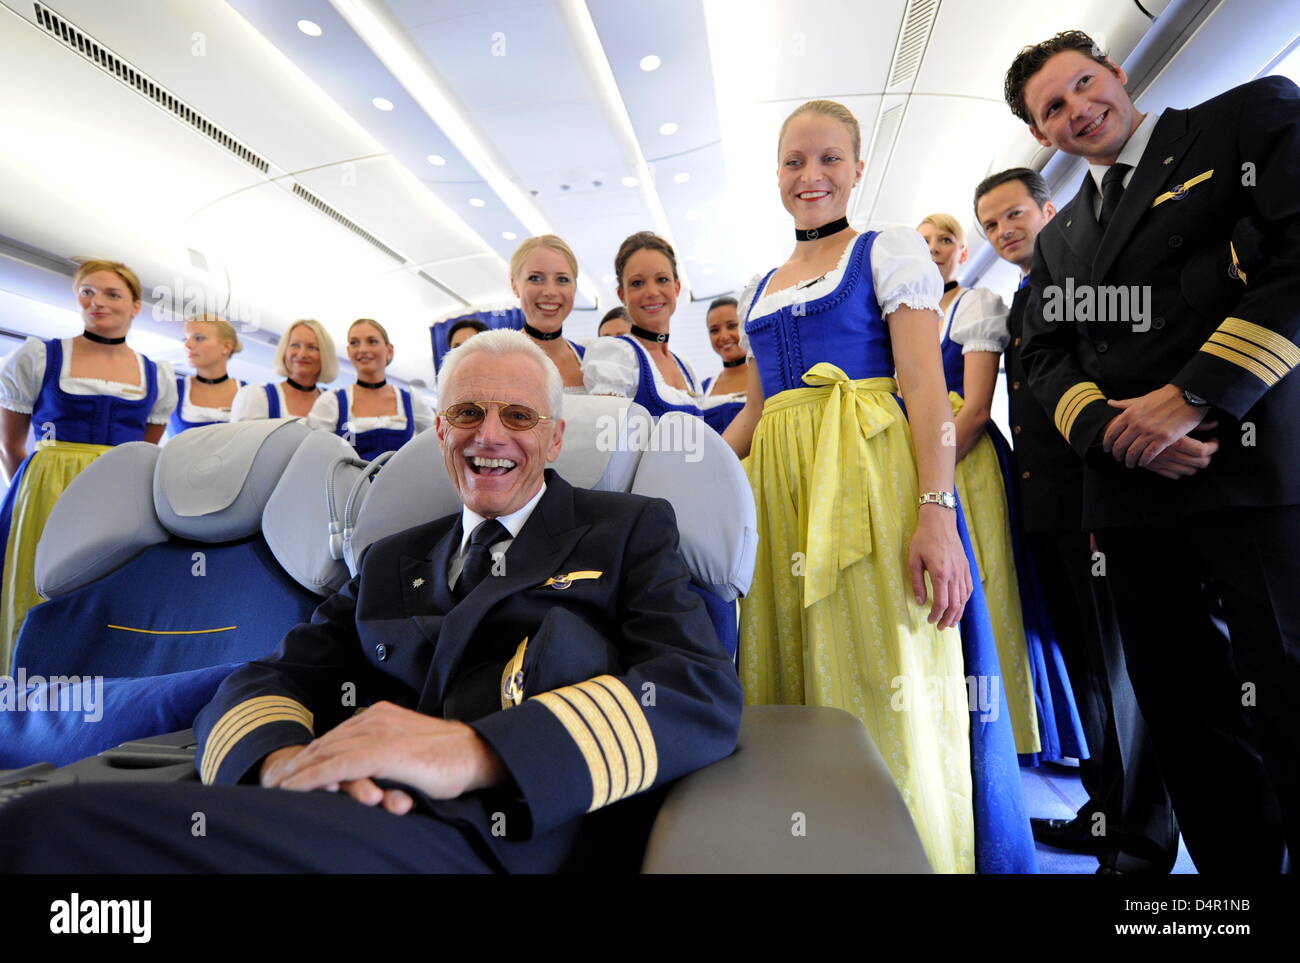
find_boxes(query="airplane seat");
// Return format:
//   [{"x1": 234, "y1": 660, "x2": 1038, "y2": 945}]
[{"x1": 1, "y1": 419, "x2": 337, "y2": 768}]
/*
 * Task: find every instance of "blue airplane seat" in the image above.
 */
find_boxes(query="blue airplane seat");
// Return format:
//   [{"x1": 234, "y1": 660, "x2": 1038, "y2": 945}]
[{"x1": 1, "y1": 419, "x2": 355, "y2": 767}]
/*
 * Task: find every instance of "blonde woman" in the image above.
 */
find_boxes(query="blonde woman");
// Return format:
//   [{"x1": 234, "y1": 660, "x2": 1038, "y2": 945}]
[
  {"x1": 167, "y1": 314, "x2": 245, "y2": 435},
  {"x1": 0, "y1": 258, "x2": 177, "y2": 671},
  {"x1": 724, "y1": 101, "x2": 1034, "y2": 873},
  {"x1": 509, "y1": 234, "x2": 588, "y2": 392},
  {"x1": 231, "y1": 319, "x2": 337, "y2": 421}
]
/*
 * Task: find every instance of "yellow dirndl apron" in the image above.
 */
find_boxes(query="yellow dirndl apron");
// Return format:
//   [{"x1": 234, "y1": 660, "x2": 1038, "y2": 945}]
[
  {"x1": 739, "y1": 363, "x2": 974, "y2": 874},
  {"x1": 1, "y1": 440, "x2": 112, "y2": 672}
]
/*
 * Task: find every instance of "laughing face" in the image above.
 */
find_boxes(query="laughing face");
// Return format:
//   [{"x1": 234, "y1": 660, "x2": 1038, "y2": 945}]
[
  {"x1": 511, "y1": 246, "x2": 575, "y2": 333},
  {"x1": 617, "y1": 248, "x2": 679, "y2": 330},
  {"x1": 777, "y1": 113, "x2": 863, "y2": 228},
  {"x1": 436, "y1": 350, "x2": 564, "y2": 519},
  {"x1": 1023, "y1": 50, "x2": 1142, "y2": 165}
]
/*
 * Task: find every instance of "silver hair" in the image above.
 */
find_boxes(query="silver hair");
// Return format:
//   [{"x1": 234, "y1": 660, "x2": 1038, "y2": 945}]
[{"x1": 436, "y1": 327, "x2": 564, "y2": 420}]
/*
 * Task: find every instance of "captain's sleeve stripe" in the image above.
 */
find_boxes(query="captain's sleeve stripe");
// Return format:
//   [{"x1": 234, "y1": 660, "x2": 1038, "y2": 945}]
[
  {"x1": 200, "y1": 695, "x2": 314, "y2": 785},
  {"x1": 1200, "y1": 342, "x2": 1280, "y2": 387},
  {"x1": 1207, "y1": 333, "x2": 1288, "y2": 380},
  {"x1": 1053, "y1": 381, "x2": 1107, "y2": 442},
  {"x1": 531, "y1": 675, "x2": 658, "y2": 811},
  {"x1": 1217, "y1": 317, "x2": 1300, "y2": 368}
]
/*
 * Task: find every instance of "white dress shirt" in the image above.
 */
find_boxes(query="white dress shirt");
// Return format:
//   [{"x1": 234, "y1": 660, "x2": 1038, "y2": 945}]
[
  {"x1": 447, "y1": 481, "x2": 547, "y2": 588},
  {"x1": 1087, "y1": 110, "x2": 1162, "y2": 218}
]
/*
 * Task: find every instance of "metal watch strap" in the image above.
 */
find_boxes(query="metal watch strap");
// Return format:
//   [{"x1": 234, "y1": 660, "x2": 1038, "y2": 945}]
[{"x1": 918, "y1": 491, "x2": 957, "y2": 510}]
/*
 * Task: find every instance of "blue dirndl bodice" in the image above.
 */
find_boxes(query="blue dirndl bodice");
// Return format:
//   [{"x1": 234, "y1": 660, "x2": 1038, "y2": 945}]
[
  {"x1": 615, "y1": 335, "x2": 701, "y2": 419},
  {"x1": 336, "y1": 386, "x2": 416, "y2": 461}
]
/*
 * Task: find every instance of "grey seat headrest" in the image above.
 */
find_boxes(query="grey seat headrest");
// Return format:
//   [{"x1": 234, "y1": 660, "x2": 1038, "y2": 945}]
[
  {"x1": 263, "y1": 430, "x2": 365, "y2": 596},
  {"x1": 630, "y1": 414, "x2": 757, "y2": 601},
  {"x1": 154, "y1": 419, "x2": 312, "y2": 542},
  {"x1": 36, "y1": 442, "x2": 169, "y2": 598}
]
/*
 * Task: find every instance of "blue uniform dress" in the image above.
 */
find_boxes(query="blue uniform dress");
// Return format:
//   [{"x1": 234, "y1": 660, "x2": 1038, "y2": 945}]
[
  {"x1": 263, "y1": 382, "x2": 282, "y2": 418},
  {"x1": 615, "y1": 335, "x2": 701, "y2": 419},
  {"x1": 0, "y1": 338, "x2": 163, "y2": 671},
  {"x1": 940, "y1": 296, "x2": 1088, "y2": 765},
  {"x1": 700, "y1": 376, "x2": 746, "y2": 434},
  {"x1": 335, "y1": 386, "x2": 416, "y2": 461},
  {"x1": 166, "y1": 376, "x2": 246, "y2": 436},
  {"x1": 739, "y1": 230, "x2": 1035, "y2": 873}
]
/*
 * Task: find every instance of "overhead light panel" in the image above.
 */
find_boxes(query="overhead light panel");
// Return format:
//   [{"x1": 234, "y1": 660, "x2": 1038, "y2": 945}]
[
  {"x1": 372, "y1": 96, "x2": 394, "y2": 111},
  {"x1": 426, "y1": 153, "x2": 446, "y2": 166},
  {"x1": 297, "y1": 19, "x2": 322, "y2": 37},
  {"x1": 659, "y1": 121, "x2": 678, "y2": 136},
  {"x1": 640, "y1": 54, "x2": 661, "y2": 71},
  {"x1": 330, "y1": 0, "x2": 599, "y2": 306}
]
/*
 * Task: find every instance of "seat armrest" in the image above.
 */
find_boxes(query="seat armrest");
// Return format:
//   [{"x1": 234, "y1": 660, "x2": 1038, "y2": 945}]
[{"x1": 641, "y1": 705, "x2": 932, "y2": 873}]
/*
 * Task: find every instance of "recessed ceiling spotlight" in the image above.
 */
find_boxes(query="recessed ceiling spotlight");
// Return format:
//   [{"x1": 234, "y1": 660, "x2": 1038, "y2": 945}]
[
  {"x1": 621, "y1": 176, "x2": 639, "y2": 188},
  {"x1": 469, "y1": 197, "x2": 486, "y2": 207},
  {"x1": 640, "y1": 54, "x2": 661, "y2": 71},
  {"x1": 592, "y1": 180, "x2": 603, "y2": 188},
  {"x1": 372, "y1": 97, "x2": 394, "y2": 111},
  {"x1": 426, "y1": 154, "x2": 447, "y2": 166},
  {"x1": 502, "y1": 231, "x2": 517, "y2": 240},
  {"x1": 297, "y1": 20, "x2": 322, "y2": 37},
  {"x1": 659, "y1": 122, "x2": 678, "y2": 136},
  {"x1": 673, "y1": 172, "x2": 691, "y2": 183}
]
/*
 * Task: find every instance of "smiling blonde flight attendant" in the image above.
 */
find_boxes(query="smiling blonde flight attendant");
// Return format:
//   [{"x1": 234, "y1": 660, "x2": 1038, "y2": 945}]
[
  {"x1": 0, "y1": 258, "x2": 177, "y2": 672},
  {"x1": 509, "y1": 235, "x2": 589, "y2": 393},
  {"x1": 308, "y1": 319, "x2": 433, "y2": 460}
]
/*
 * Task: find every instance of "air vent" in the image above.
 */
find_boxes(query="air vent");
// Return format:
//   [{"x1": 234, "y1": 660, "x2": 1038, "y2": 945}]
[
  {"x1": 887, "y1": 0, "x2": 940, "y2": 90},
  {"x1": 856, "y1": 102, "x2": 907, "y2": 223},
  {"x1": 290, "y1": 184, "x2": 405, "y2": 264},
  {"x1": 32, "y1": 2, "x2": 270, "y2": 174}
]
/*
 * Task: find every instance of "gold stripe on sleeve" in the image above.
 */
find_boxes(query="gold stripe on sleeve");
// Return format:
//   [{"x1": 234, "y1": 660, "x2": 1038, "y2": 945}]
[
  {"x1": 573, "y1": 680, "x2": 642, "y2": 798},
  {"x1": 532, "y1": 689, "x2": 611, "y2": 810},
  {"x1": 593, "y1": 676, "x2": 659, "y2": 793},
  {"x1": 200, "y1": 696, "x2": 314, "y2": 785},
  {"x1": 1219, "y1": 317, "x2": 1300, "y2": 369},
  {"x1": 1207, "y1": 332, "x2": 1289, "y2": 380},
  {"x1": 1199, "y1": 342, "x2": 1279, "y2": 388},
  {"x1": 565, "y1": 685, "x2": 629, "y2": 803},
  {"x1": 1053, "y1": 382, "x2": 1107, "y2": 442}
]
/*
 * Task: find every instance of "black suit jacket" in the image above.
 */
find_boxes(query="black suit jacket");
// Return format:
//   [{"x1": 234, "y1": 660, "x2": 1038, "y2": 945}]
[
  {"x1": 1021, "y1": 76, "x2": 1300, "y2": 528},
  {"x1": 193, "y1": 470, "x2": 742, "y2": 868},
  {"x1": 1005, "y1": 283, "x2": 1088, "y2": 534}
]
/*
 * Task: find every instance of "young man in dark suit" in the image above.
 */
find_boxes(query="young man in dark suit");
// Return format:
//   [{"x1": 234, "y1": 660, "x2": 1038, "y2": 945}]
[
  {"x1": 1007, "y1": 30, "x2": 1300, "y2": 872},
  {"x1": 975, "y1": 167, "x2": 1177, "y2": 873},
  {"x1": 0, "y1": 330, "x2": 743, "y2": 872}
]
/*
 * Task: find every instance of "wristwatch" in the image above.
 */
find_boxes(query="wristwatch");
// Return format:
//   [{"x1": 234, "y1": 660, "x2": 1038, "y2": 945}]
[
  {"x1": 918, "y1": 491, "x2": 958, "y2": 510},
  {"x1": 1181, "y1": 388, "x2": 1209, "y2": 408}
]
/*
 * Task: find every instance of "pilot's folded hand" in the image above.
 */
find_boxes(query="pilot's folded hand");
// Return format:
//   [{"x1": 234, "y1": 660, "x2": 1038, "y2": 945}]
[{"x1": 262, "y1": 701, "x2": 506, "y2": 815}]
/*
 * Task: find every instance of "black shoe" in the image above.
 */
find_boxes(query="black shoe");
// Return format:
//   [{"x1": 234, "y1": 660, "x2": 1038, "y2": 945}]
[{"x1": 1031, "y1": 816, "x2": 1099, "y2": 853}]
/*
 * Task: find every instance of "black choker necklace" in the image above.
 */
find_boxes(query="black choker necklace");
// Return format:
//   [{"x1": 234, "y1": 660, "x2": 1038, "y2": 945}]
[
  {"x1": 194, "y1": 373, "x2": 229, "y2": 385},
  {"x1": 943, "y1": 280, "x2": 959, "y2": 293},
  {"x1": 83, "y1": 330, "x2": 126, "y2": 345},
  {"x1": 795, "y1": 216, "x2": 850, "y2": 242},
  {"x1": 356, "y1": 378, "x2": 387, "y2": 390},
  {"x1": 285, "y1": 378, "x2": 317, "y2": 392},
  {"x1": 523, "y1": 322, "x2": 563, "y2": 341},
  {"x1": 630, "y1": 323, "x2": 668, "y2": 344},
  {"x1": 722, "y1": 357, "x2": 746, "y2": 368}
]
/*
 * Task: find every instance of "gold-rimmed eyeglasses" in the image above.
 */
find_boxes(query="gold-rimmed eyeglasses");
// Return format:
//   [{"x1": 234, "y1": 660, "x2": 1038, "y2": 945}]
[{"x1": 439, "y1": 400, "x2": 554, "y2": 431}]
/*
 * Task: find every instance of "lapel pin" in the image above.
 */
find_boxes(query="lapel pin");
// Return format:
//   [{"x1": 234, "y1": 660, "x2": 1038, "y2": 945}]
[
  {"x1": 412, "y1": 577, "x2": 425, "y2": 588},
  {"x1": 1163, "y1": 156, "x2": 1173, "y2": 165},
  {"x1": 1066, "y1": 219, "x2": 1072, "y2": 228}
]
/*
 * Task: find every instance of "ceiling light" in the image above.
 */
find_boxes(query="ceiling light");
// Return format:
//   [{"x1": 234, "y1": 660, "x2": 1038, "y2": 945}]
[
  {"x1": 673, "y1": 172, "x2": 690, "y2": 183},
  {"x1": 640, "y1": 55, "x2": 661, "y2": 71},
  {"x1": 659, "y1": 122, "x2": 678, "y2": 136},
  {"x1": 469, "y1": 197, "x2": 486, "y2": 207},
  {"x1": 372, "y1": 97, "x2": 394, "y2": 111},
  {"x1": 426, "y1": 154, "x2": 446, "y2": 166},
  {"x1": 297, "y1": 20, "x2": 323, "y2": 37},
  {"x1": 621, "y1": 175, "x2": 638, "y2": 188},
  {"x1": 502, "y1": 231, "x2": 517, "y2": 240}
]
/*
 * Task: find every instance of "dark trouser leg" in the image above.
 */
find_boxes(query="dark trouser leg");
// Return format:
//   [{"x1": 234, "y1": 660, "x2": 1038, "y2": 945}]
[
  {"x1": 1030, "y1": 530, "x2": 1177, "y2": 871},
  {"x1": 0, "y1": 782, "x2": 508, "y2": 873},
  {"x1": 1095, "y1": 525, "x2": 1284, "y2": 872},
  {"x1": 1187, "y1": 506, "x2": 1300, "y2": 868}
]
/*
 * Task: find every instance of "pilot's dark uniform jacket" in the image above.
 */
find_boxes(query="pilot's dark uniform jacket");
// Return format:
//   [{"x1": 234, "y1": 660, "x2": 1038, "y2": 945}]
[
  {"x1": 1020, "y1": 75, "x2": 1300, "y2": 871},
  {"x1": 0, "y1": 470, "x2": 742, "y2": 873}
]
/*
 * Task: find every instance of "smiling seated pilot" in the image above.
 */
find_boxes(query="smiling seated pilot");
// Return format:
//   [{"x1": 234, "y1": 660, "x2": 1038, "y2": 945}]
[{"x1": 0, "y1": 329, "x2": 742, "y2": 873}]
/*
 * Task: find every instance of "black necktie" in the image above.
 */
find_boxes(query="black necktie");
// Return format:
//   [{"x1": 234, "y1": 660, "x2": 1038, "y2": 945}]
[
  {"x1": 454, "y1": 519, "x2": 509, "y2": 601},
  {"x1": 1098, "y1": 163, "x2": 1131, "y2": 230}
]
